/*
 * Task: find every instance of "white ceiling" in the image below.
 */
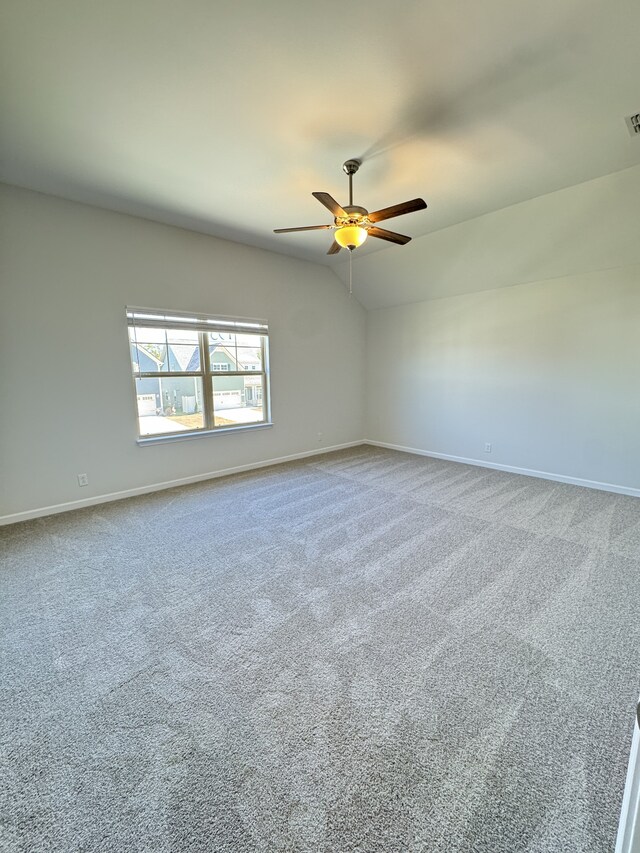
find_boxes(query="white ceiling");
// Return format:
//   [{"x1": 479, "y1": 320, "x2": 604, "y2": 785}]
[{"x1": 2, "y1": 0, "x2": 640, "y2": 275}]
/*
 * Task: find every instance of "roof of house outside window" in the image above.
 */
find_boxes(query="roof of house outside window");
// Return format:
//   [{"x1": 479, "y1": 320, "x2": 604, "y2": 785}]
[{"x1": 131, "y1": 341, "x2": 261, "y2": 373}]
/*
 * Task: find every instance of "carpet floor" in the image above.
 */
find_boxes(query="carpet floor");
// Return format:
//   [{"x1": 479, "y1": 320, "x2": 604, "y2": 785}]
[{"x1": 1, "y1": 446, "x2": 639, "y2": 852}]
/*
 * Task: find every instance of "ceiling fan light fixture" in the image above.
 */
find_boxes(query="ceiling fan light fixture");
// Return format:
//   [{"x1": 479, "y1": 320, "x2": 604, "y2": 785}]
[{"x1": 334, "y1": 224, "x2": 368, "y2": 250}]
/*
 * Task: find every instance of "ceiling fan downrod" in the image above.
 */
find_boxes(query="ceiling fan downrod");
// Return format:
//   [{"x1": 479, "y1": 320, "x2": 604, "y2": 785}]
[{"x1": 343, "y1": 158, "x2": 360, "y2": 207}]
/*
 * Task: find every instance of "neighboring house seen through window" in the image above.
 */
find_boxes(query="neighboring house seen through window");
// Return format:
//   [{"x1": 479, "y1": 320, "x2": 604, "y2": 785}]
[{"x1": 127, "y1": 307, "x2": 270, "y2": 439}]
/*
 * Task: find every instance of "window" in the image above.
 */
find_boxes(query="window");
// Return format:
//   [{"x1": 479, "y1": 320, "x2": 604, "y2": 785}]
[{"x1": 127, "y1": 307, "x2": 270, "y2": 439}]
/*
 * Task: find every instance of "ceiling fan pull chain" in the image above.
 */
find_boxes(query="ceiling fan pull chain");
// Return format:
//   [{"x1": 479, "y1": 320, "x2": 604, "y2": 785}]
[{"x1": 349, "y1": 248, "x2": 353, "y2": 296}]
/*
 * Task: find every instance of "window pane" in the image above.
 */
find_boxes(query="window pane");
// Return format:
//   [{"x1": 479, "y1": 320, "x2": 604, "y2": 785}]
[
  {"x1": 166, "y1": 328, "x2": 200, "y2": 372},
  {"x1": 136, "y1": 377, "x2": 204, "y2": 436},
  {"x1": 208, "y1": 331, "x2": 236, "y2": 346},
  {"x1": 130, "y1": 326, "x2": 168, "y2": 372},
  {"x1": 167, "y1": 329, "x2": 199, "y2": 345},
  {"x1": 235, "y1": 333, "x2": 262, "y2": 348},
  {"x1": 212, "y1": 375, "x2": 265, "y2": 427},
  {"x1": 236, "y1": 346, "x2": 262, "y2": 371},
  {"x1": 130, "y1": 326, "x2": 203, "y2": 373},
  {"x1": 209, "y1": 334, "x2": 237, "y2": 371},
  {"x1": 167, "y1": 343, "x2": 200, "y2": 372}
]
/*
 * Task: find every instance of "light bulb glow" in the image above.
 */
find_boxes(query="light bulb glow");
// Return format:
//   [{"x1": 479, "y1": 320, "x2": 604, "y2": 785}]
[{"x1": 335, "y1": 225, "x2": 368, "y2": 249}]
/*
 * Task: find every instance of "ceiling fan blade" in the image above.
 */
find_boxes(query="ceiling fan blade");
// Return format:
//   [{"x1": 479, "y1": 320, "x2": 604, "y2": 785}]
[
  {"x1": 312, "y1": 192, "x2": 347, "y2": 218},
  {"x1": 274, "y1": 224, "x2": 332, "y2": 233},
  {"x1": 367, "y1": 226, "x2": 412, "y2": 245},
  {"x1": 327, "y1": 241, "x2": 342, "y2": 255},
  {"x1": 367, "y1": 198, "x2": 427, "y2": 223}
]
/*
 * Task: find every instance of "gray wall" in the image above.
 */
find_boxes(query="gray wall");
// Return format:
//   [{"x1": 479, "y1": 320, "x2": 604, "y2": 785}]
[
  {"x1": 365, "y1": 167, "x2": 640, "y2": 493},
  {"x1": 3, "y1": 161, "x2": 639, "y2": 520},
  {"x1": 0, "y1": 184, "x2": 365, "y2": 519}
]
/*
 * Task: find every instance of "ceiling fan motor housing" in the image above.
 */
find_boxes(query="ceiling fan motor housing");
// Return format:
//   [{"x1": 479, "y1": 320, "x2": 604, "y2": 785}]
[
  {"x1": 340, "y1": 204, "x2": 369, "y2": 224},
  {"x1": 342, "y1": 205, "x2": 367, "y2": 217}
]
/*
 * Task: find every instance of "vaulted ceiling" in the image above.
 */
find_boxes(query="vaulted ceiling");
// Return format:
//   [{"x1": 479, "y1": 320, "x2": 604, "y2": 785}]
[{"x1": 2, "y1": 0, "x2": 640, "y2": 293}]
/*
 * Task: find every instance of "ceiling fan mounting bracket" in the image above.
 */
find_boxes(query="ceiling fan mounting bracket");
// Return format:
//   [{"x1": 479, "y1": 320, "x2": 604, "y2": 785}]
[{"x1": 342, "y1": 159, "x2": 361, "y2": 176}]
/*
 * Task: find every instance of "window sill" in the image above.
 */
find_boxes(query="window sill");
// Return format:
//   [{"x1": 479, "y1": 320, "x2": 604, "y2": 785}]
[{"x1": 137, "y1": 422, "x2": 274, "y2": 446}]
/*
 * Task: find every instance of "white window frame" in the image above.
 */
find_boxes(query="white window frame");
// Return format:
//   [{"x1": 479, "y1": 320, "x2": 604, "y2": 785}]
[{"x1": 126, "y1": 307, "x2": 271, "y2": 442}]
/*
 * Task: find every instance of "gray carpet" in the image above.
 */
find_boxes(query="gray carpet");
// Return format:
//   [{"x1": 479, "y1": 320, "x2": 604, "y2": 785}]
[{"x1": 1, "y1": 446, "x2": 639, "y2": 852}]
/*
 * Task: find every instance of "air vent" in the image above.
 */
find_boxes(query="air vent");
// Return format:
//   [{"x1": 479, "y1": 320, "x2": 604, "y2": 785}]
[{"x1": 625, "y1": 113, "x2": 640, "y2": 136}]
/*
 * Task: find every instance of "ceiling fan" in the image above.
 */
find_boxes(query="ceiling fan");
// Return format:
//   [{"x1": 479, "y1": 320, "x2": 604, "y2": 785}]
[{"x1": 274, "y1": 159, "x2": 427, "y2": 254}]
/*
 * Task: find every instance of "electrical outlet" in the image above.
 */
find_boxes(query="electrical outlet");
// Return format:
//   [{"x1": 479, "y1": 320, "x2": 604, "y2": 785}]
[
  {"x1": 77, "y1": 473, "x2": 89, "y2": 487},
  {"x1": 317, "y1": 431, "x2": 324, "y2": 444},
  {"x1": 484, "y1": 443, "x2": 492, "y2": 453}
]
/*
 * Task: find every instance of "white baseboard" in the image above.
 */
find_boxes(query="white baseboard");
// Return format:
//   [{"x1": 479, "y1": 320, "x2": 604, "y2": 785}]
[
  {"x1": 365, "y1": 440, "x2": 640, "y2": 498},
  {"x1": 4, "y1": 438, "x2": 637, "y2": 525},
  {"x1": 0, "y1": 441, "x2": 366, "y2": 526}
]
